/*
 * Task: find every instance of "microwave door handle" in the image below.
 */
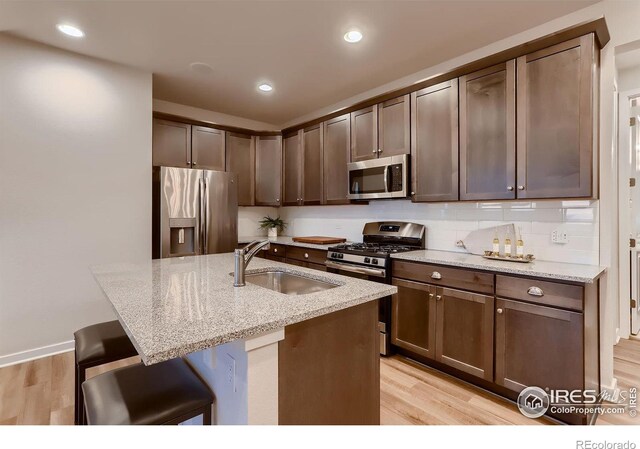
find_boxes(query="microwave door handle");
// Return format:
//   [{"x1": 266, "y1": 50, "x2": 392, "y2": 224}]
[{"x1": 383, "y1": 165, "x2": 389, "y2": 193}]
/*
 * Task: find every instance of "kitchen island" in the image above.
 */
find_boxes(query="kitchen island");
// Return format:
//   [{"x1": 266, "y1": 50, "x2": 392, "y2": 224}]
[{"x1": 91, "y1": 253, "x2": 395, "y2": 425}]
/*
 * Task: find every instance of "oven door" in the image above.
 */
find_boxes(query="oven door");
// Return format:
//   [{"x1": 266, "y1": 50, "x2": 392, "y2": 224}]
[
  {"x1": 347, "y1": 154, "x2": 408, "y2": 200},
  {"x1": 325, "y1": 260, "x2": 391, "y2": 356}
]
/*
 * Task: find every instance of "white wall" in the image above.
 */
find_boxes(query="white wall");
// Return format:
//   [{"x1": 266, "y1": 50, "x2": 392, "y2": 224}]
[
  {"x1": 153, "y1": 99, "x2": 278, "y2": 131},
  {"x1": 281, "y1": 200, "x2": 599, "y2": 265},
  {"x1": 618, "y1": 65, "x2": 640, "y2": 92},
  {"x1": 0, "y1": 35, "x2": 152, "y2": 364}
]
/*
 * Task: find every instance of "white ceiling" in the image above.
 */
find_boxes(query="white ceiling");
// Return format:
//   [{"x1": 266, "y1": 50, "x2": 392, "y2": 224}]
[{"x1": 0, "y1": 1, "x2": 597, "y2": 126}]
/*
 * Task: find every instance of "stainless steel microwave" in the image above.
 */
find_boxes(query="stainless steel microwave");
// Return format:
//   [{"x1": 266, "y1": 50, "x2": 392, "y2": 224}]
[{"x1": 347, "y1": 154, "x2": 409, "y2": 200}]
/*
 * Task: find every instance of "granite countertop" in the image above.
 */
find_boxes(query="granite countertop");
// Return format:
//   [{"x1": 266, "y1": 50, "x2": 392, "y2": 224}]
[
  {"x1": 238, "y1": 235, "x2": 349, "y2": 251},
  {"x1": 391, "y1": 250, "x2": 606, "y2": 284},
  {"x1": 91, "y1": 253, "x2": 395, "y2": 365}
]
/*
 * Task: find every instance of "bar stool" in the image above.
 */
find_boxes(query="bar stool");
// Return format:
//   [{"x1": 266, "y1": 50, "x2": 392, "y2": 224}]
[
  {"x1": 74, "y1": 320, "x2": 138, "y2": 425},
  {"x1": 82, "y1": 358, "x2": 214, "y2": 425}
]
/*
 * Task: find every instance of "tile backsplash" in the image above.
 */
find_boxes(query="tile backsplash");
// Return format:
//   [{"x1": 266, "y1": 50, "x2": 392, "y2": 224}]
[{"x1": 242, "y1": 200, "x2": 600, "y2": 265}]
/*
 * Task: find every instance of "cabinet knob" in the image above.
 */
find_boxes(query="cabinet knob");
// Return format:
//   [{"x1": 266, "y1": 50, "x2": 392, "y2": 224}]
[
  {"x1": 429, "y1": 293, "x2": 434, "y2": 299},
  {"x1": 431, "y1": 271, "x2": 442, "y2": 280},
  {"x1": 372, "y1": 149, "x2": 377, "y2": 154},
  {"x1": 192, "y1": 162, "x2": 197, "y2": 166},
  {"x1": 276, "y1": 198, "x2": 280, "y2": 202},
  {"x1": 378, "y1": 148, "x2": 382, "y2": 153},
  {"x1": 518, "y1": 185, "x2": 525, "y2": 190},
  {"x1": 507, "y1": 186, "x2": 514, "y2": 191},
  {"x1": 411, "y1": 191, "x2": 415, "y2": 196},
  {"x1": 304, "y1": 253, "x2": 309, "y2": 259},
  {"x1": 273, "y1": 248, "x2": 278, "y2": 253},
  {"x1": 497, "y1": 308, "x2": 504, "y2": 314},
  {"x1": 436, "y1": 295, "x2": 442, "y2": 301},
  {"x1": 527, "y1": 286, "x2": 544, "y2": 297}
]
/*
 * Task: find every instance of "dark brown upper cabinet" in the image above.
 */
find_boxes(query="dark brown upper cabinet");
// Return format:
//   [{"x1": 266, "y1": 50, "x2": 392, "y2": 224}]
[
  {"x1": 460, "y1": 61, "x2": 516, "y2": 200},
  {"x1": 226, "y1": 132, "x2": 255, "y2": 206},
  {"x1": 391, "y1": 278, "x2": 437, "y2": 360},
  {"x1": 378, "y1": 94, "x2": 410, "y2": 158},
  {"x1": 435, "y1": 287, "x2": 494, "y2": 381},
  {"x1": 323, "y1": 114, "x2": 351, "y2": 205},
  {"x1": 302, "y1": 124, "x2": 323, "y2": 205},
  {"x1": 350, "y1": 95, "x2": 410, "y2": 163},
  {"x1": 255, "y1": 135, "x2": 282, "y2": 206},
  {"x1": 192, "y1": 126, "x2": 226, "y2": 171},
  {"x1": 283, "y1": 130, "x2": 303, "y2": 206},
  {"x1": 152, "y1": 119, "x2": 191, "y2": 168},
  {"x1": 350, "y1": 106, "x2": 378, "y2": 162},
  {"x1": 411, "y1": 80, "x2": 459, "y2": 202},
  {"x1": 516, "y1": 34, "x2": 596, "y2": 199}
]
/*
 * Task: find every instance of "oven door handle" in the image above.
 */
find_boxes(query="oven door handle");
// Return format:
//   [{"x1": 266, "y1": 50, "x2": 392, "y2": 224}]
[{"x1": 325, "y1": 260, "x2": 386, "y2": 278}]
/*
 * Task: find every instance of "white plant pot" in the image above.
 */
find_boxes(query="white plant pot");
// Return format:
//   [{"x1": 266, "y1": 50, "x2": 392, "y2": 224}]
[{"x1": 267, "y1": 228, "x2": 278, "y2": 238}]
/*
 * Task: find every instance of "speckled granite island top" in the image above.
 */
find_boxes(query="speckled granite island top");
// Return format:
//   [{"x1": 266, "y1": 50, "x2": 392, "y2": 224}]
[
  {"x1": 391, "y1": 250, "x2": 606, "y2": 283},
  {"x1": 91, "y1": 253, "x2": 395, "y2": 365}
]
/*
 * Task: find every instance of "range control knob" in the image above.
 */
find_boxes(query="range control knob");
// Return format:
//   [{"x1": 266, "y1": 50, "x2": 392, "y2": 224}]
[
  {"x1": 364, "y1": 257, "x2": 371, "y2": 264},
  {"x1": 339, "y1": 253, "x2": 344, "y2": 259},
  {"x1": 372, "y1": 259, "x2": 378, "y2": 265}
]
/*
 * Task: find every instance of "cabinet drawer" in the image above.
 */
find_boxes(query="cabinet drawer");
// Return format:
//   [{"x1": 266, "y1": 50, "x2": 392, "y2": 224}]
[
  {"x1": 392, "y1": 261, "x2": 494, "y2": 295},
  {"x1": 286, "y1": 246, "x2": 327, "y2": 265},
  {"x1": 496, "y1": 275, "x2": 583, "y2": 311},
  {"x1": 265, "y1": 244, "x2": 286, "y2": 258}
]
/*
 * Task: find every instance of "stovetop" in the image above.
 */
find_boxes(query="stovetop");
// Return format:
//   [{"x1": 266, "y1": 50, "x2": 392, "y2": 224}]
[{"x1": 329, "y1": 242, "x2": 419, "y2": 257}]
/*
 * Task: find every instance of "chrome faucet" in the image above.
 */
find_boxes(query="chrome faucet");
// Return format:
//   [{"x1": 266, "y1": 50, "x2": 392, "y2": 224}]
[{"x1": 234, "y1": 239, "x2": 271, "y2": 287}]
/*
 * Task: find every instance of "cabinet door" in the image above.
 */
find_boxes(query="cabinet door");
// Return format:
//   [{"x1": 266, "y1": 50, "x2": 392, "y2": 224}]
[
  {"x1": 350, "y1": 106, "x2": 378, "y2": 162},
  {"x1": 378, "y1": 94, "x2": 410, "y2": 158},
  {"x1": 460, "y1": 62, "x2": 516, "y2": 200},
  {"x1": 495, "y1": 298, "x2": 583, "y2": 393},
  {"x1": 192, "y1": 126, "x2": 225, "y2": 171},
  {"x1": 225, "y1": 132, "x2": 255, "y2": 206},
  {"x1": 152, "y1": 119, "x2": 191, "y2": 168},
  {"x1": 391, "y1": 278, "x2": 436, "y2": 359},
  {"x1": 411, "y1": 81, "x2": 458, "y2": 202},
  {"x1": 323, "y1": 114, "x2": 351, "y2": 205},
  {"x1": 435, "y1": 287, "x2": 494, "y2": 381},
  {"x1": 302, "y1": 124, "x2": 323, "y2": 205},
  {"x1": 283, "y1": 131, "x2": 302, "y2": 206},
  {"x1": 516, "y1": 34, "x2": 595, "y2": 199},
  {"x1": 255, "y1": 135, "x2": 282, "y2": 206}
]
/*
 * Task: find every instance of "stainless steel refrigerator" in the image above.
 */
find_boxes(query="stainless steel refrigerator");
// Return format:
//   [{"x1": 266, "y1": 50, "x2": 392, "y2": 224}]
[{"x1": 152, "y1": 166, "x2": 238, "y2": 259}]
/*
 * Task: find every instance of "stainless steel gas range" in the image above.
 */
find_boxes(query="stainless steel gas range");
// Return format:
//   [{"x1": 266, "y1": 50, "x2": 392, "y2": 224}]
[{"x1": 325, "y1": 222, "x2": 426, "y2": 355}]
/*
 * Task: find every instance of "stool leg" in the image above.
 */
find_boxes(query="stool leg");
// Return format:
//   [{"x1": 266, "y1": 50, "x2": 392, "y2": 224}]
[
  {"x1": 75, "y1": 362, "x2": 86, "y2": 425},
  {"x1": 202, "y1": 406, "x2": 212, "y2": 425}
]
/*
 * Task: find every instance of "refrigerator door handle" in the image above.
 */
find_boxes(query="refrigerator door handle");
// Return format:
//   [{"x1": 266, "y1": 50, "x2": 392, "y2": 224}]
[{"x1": 199, "y1": 177, "x2": 207, "y2": 255}]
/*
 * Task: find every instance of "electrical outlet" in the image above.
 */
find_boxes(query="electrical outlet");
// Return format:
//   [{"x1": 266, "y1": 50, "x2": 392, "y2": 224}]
[
  {"x1": 224, "y1": 353, "x2": 236, "y2": 392},
  {"x1": 551, "y1": 229, "x2": 569, "y2": 244}
]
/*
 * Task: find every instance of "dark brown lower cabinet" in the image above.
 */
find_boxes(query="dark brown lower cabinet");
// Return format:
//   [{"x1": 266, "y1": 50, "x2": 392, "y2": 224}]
[
  {"x1": 494, "y1": 298, "x2": 583, "y2": 393},
  {"x1": 391, "y1": 279, "x2": 436, "y2": 359},
  {"x1": 436, "y1": 287, "x2": 494, "y2": 381}
]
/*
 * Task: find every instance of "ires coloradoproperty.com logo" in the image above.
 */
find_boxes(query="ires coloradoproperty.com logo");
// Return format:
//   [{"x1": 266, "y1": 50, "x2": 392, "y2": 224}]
[{"x1": 517, "y1": 386, "x2": 638, "y2": 419}]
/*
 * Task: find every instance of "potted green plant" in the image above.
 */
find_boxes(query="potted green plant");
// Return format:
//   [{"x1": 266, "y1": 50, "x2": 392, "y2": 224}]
[{"x1": 259, "y1": 216, "x2": 287, "y2": 238}]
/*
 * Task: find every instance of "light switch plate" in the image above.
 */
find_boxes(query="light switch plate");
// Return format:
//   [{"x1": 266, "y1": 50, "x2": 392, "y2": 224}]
[{"x1": 551, "y1": 229, "x2": 569, "y2": 244}]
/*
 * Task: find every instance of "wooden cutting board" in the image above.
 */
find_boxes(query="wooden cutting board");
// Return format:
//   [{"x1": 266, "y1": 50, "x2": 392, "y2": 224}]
[{"x1": 292, "y1": 236, "x2": 347, "y2": 245}]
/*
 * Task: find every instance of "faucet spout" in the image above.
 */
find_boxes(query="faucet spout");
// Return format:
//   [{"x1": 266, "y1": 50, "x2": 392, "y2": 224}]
[{"x1": 234, "y1": 239, "x2": 271, "y2": 287}]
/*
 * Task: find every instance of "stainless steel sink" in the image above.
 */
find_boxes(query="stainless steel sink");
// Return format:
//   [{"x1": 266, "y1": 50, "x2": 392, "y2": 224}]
[{"x1": 244, "y1": 270, "x2": 339, "y2": 295}]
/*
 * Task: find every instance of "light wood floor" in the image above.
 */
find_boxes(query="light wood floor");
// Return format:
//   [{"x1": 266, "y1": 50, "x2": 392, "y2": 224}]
[{"x1": 1, "y1": 339, "x2": 638, "y2": 425}]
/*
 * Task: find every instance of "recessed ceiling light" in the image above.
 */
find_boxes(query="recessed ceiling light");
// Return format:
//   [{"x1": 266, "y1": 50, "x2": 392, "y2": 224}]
[
  {"x1": 190, "y1": 62, "x2": 214, "y2": 75},
  {"x1": 56, "y1": 23, "x2": 84, "y2": 38},
  {"x1": 344, "y1": 30, "x2": 363, "y2": 43},
  {"x1": 258, "y1": 83, "x2": 273, "y2": 92}
]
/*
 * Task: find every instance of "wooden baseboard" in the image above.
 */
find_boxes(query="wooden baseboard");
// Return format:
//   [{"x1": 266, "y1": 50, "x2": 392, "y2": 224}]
[{"x1": 0, "y1": 340, "x2": 74, "y2": 368}]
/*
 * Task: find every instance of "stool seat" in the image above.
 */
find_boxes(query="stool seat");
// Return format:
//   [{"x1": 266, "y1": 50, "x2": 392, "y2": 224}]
[
  {"x1": 74, "y1": 320, "x2": 137, "y2": 365},
  {"x1": 82, "y1": 358, "x2": 213, "y2": 425}
]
